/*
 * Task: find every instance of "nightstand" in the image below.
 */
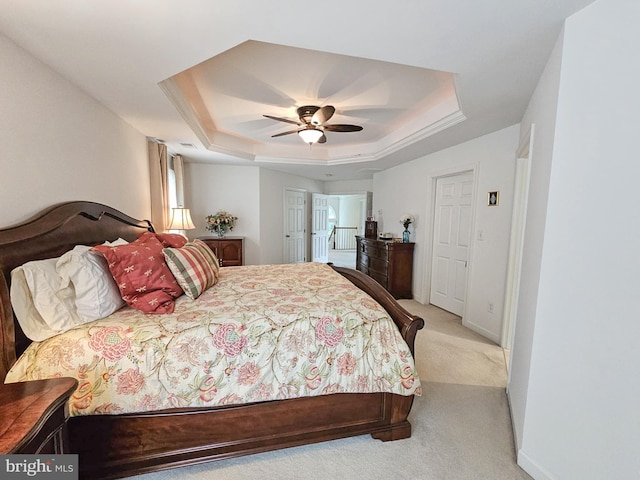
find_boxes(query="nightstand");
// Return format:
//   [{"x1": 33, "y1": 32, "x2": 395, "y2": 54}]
[
  {"x1": 197, "y1": 236, "x2": 244, "y2": 266},
  {"x1": 0, "y1": 377, "x2": 77, "y2": 454}
]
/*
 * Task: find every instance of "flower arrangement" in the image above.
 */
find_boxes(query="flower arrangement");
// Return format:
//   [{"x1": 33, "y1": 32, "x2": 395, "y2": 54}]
[
  {"x1": 205, "y1": 210, "x2": 238, "y2": 237},
  {"x1": 400, "y1": 215, "x2": 415, "y2": 243},
  {"x1": 400, "y1": 214, "x2": 415, "y2": 230}
]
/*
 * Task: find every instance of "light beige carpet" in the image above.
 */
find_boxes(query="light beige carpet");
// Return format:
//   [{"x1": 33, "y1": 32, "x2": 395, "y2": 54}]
[{"x1": 135, "y1": 301, "x2": 532, "y2": 480}]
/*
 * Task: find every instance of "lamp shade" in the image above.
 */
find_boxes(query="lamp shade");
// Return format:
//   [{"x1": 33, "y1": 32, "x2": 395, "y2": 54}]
[
  {"x1": 167, "y1": 206, "x2": 196, "y2": 230},
  {"x1": 298, "y1": 128, "x2": 323, "y2": 144}
]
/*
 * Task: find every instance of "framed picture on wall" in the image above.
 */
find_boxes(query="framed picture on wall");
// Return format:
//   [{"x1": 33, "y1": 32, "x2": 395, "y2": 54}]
[{"x1": 488, "y1": 191, "x2": 499, "y2": 206}]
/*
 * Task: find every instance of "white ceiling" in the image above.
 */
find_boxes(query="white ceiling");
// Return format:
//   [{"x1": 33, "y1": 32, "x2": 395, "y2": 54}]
[
  {"x1": 160, "y1": 40, "x2": 463, "y2": 166},
  {"x1": 0, "y1": 0, "x2": 596, "y2": 181}
]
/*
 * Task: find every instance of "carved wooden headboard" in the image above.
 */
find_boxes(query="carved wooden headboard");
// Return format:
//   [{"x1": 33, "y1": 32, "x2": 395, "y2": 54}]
[{"x1": 0, "y1": 201, "x2": 154, "y2": 381}]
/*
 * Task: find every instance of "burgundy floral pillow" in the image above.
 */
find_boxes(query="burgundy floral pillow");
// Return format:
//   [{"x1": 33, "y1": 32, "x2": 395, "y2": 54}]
[
  {"x1": 150, "y1": 232, "x2": 188, "y2": 249},
  {"x1": 92, "y1": 233, "x2": 183, "y2": 314}
]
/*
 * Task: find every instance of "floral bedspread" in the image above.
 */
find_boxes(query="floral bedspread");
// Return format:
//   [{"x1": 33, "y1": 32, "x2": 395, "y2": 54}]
[{"x1": 6, "y1": 262, "x2": 421, "y2": 416}]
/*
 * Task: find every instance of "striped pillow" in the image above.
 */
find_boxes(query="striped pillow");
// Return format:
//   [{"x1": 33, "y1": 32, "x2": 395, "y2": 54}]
[
  {"x1": 193, "y1": 239, "x2": 220, "y2": 276},
  {"x1": 163, "y1": 240, "x2": 220, "y2": 299}
]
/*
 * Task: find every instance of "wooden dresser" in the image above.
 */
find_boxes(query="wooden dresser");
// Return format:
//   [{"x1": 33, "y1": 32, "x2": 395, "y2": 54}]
[
  {"x1": 355, "y1": 236, "x2": 414, "y2": 299},
  {"x1": 197, "y1": 236, "x2": 244, "y2": 266}
]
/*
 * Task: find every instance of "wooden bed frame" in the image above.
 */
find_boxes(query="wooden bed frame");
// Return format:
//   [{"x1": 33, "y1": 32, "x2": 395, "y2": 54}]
[{"x1": 0, "y1": 201, "x2": 424, "y2": 479}]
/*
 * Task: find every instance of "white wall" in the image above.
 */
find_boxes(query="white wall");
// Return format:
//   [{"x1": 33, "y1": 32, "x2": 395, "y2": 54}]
[
  {"x1": 324, "y1": 179, "x2": 373, "y2": 194},
  {"x1": 508, "y1": 28, "x2": 565, "y2": 453},
  {"x1": 259, "y1": 168, "x2": 324, "y2": 265},
  {"x1": 338, "y1": 195, "x2": 363, "y2": 231},
  {"x1": 184, "y1": 163, "x2": 324, "y2": 266},
  {"x1": 512, "y1": 1, "x2": 640, "y2": 478},
  {"x1": 184, "y1": 163, "x2": 261, "y2": 265},
  {"x1": 0, "y1": 34, "x2": 149, "y2": 225},
  {"x1": 373, "y1": 125, "x2": 519, "y2": 342},
  {"x1": 184, "y1": 164, "x2": 330, "y2": 266},
  {"x1": 326, "y1": 179, "x2": 372, "y2": 236}
]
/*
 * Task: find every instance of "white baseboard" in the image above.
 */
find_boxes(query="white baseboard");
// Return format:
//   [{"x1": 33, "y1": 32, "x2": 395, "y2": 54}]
[
  {"x1": 506, "y1": 391, "x2": 520, "y2": 457},
  {"x1": 463, "y1": 318, "x2": 500, "y2": 344},
  {"x1": 517, "y1": 449, "x2": 556, "y2": 480},
  {"x1": 507, "y1": 388, "x2": 555, "y2": 480}
]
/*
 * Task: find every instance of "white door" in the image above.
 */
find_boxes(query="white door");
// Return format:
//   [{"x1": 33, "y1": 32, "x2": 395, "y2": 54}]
[
  {"x1": 284, "y1": 189, "x2": 306, "y2": 263},
  {"x1": 430, "y1": 172, "x2": 474, "y2": 315},
  {"x1": 311, "y1": 193, "x2": 329, "y2": 263}
]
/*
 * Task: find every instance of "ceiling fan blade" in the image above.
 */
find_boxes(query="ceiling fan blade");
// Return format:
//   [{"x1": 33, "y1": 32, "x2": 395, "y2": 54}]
[
  {"x1": 323, "y1": 124, "x2": 363, "y2": 132},
  {"x1": 317, "y1": 133, "x2": 327, "y2": 144},
  {"x1": 271, "y1": 129, "x2": 299, "y2": 137},
  {"x1": 311, "y1": 105, "x2": 335, "y2": 126},
  {"x1": 263, "y1": 115, "x2": 302, "y2": 126}
]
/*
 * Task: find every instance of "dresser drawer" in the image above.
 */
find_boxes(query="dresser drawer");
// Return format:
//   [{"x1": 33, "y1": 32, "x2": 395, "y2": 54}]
[
  {"x1": 368, "y1": 256, "x2": 388, "y2": 275},
  {"x1": 356, "y1": 261, "x2": 369, "y2": 275},
  {"x1": 369, "y1": 270, "x2": 388, "y2": 288},
  {"x1": 362, "y1": 243, "x2": 388, "y2": 261}
]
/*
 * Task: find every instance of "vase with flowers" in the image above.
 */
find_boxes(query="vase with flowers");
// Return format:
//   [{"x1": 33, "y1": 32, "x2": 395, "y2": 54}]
[
  {"x1": 205, "y1": 210, "x2": 238, "y2": 238},
  {"x1": 400, "y1": 214, "x2": 415, "y2": 243}
]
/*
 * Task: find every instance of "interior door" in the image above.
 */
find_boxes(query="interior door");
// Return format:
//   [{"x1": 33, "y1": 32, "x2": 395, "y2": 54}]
[
  {"x1": 430, "y1": 172, "x2": 474, "y2": 315},
  {"x1": 311, "y1": 193, "x2": 329, "y2": 263},
  {"x1": 284, "y1": 189, "x2": 306, "y2": 263}
]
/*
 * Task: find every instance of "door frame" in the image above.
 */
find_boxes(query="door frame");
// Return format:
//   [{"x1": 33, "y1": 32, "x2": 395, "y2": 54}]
[
  {"x1": 422, "y1": 163, "x2": 479, "y2": 326},
  {"x1": 503, "y1": 126, "x2": 535, "y2": 362}
]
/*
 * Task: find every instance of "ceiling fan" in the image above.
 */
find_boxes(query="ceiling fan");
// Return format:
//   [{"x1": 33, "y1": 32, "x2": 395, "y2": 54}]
[{"x1": 264, "y1": 105, "x2": 363, "y2": 145}]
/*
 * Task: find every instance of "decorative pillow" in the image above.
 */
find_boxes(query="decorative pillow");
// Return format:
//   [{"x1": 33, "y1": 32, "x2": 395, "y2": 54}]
[
  {"x1": 163, "y1": 239, "x2": 219, "y2": 299},
  {"x1": 92, "y1": 234, "x2": 183, "y2": 313},
  {"x1": 193, "y1": 238, "x2": 220, "y2": 275},
  {"x1": 147, "y1": 232, "x2": 188, "y2": 248},
  {"x1": 10, "y1": 258, "x2": 84, "y2": 341},
  {"x1": 56, "y1": 238, "x2": 128, "y2": 322}
]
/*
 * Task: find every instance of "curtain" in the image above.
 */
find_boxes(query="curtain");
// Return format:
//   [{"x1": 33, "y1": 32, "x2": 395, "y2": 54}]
[
  {"x1": 148, "y1": 140, "x2": 170, "y2": 232},
  {"x1": 173, "y1": 154, "x2": 185, "y2": 207}
]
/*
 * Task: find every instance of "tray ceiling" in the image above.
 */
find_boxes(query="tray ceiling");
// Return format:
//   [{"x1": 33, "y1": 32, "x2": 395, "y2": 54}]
[{"x1": 160, "y1": 40, "x2": 464, "y2": 165}]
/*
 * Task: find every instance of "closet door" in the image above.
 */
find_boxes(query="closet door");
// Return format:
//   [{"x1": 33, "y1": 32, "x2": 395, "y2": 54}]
[{"x1": 430, "y1": 171, "x2": 473, "y2": 316}]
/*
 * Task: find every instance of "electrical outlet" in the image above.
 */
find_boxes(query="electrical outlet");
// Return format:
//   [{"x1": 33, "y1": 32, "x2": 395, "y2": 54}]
[{"x1": 487, "y1": 302, "x2": 494, "y2": 313}]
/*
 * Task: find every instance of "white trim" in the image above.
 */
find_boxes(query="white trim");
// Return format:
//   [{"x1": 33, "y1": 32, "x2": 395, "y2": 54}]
[
  {"x1": 517, "y1": 449, "x2": 555, "y2": 480},
  {"x1": 372, "y1": 110, "x2": 467, "y2": 160},
  {"x1": 167, "y1": 72, "x2": 466, "y2": 168},
  {"x1": 502, "y1": 125, "x2": 535, "y2": 352}
]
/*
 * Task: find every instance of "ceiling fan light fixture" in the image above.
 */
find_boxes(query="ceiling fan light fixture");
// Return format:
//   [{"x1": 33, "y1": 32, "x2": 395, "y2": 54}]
[
  {"x1": 298, "y1": 128, "x2": 323, "y2": 145},
  {"x1": 265, "y1": 105, "x2": 361, "y2": 145}
]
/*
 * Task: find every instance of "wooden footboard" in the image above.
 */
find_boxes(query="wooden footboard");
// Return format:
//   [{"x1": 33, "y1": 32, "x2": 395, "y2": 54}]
[{"x1": 70, "y1": 392, "x2": 413, "y2": 479}]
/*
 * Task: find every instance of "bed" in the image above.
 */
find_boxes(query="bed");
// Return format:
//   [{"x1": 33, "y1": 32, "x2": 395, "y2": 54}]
[{"x1": 0, "y1": 201, "x2": 424, "y2": 479}]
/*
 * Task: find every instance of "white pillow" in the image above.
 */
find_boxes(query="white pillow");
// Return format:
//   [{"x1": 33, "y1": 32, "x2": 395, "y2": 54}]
[
  {"x1": 56, "y1": 239, "x2": 127, "y2": 322},
  {"x1": 11, "y1": 258, "x2": 83, "y2": 341}
]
